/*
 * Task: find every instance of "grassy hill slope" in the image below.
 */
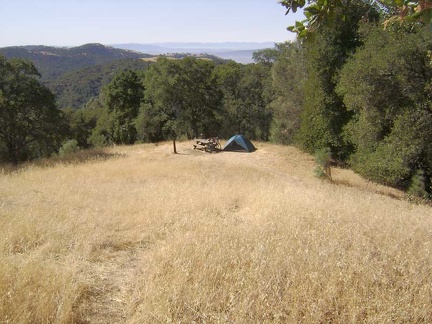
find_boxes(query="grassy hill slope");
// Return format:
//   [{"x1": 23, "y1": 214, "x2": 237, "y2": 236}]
[{"x1": 1, "y1": 142, "x2": 431, "y2": 323}]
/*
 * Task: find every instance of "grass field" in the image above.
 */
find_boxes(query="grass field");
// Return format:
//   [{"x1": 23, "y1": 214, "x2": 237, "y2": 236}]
[{"x1": 1, "y1": 141, "x2": 431, "y2": 323}]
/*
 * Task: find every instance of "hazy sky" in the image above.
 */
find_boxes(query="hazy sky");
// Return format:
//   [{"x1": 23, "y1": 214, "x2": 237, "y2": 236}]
[{"x1": 0, "y1": 0, "x2": 304, "y2": 47}]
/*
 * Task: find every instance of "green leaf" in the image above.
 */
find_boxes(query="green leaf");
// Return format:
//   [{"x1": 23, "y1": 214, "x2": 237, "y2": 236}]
[
  {"x1": 304, "y1": 11, "x2": 313, "y2": 19},
  {"x1": 304, "y1": 6, "x2": 321, "y2": 15},
  {"x1": 295, "y1": 20, "x2": 305, "y2": 28},
  {"x1": 405, "y1": 11, "x2": 422, "y2": 22},
  {"x1": 298, "y1": 29, "x2": 309, "y2": 38}
]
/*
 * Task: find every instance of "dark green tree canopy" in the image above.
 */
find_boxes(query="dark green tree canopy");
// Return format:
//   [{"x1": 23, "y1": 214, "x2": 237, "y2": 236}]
[
  {"x1": 92, "y1": 69, "x2": 144, "y2": 145},
  {"x1": 140, "y1": 57, "x2": 221, "y2": 141},
  {"x1": 295, "y1": 2, "x2": 378, "y2": 158},
  {"x1": 252, "y1": 48, "x2": 279, "y2": 66},
  {"x1": 268, "y1": 41, "x2": 305, "y2": 144},
  {"x1": 336, "y1": 25, "x2": 432, "y2": 188},
  {"x1": 0, "y1": 56, "x2": 66, "y2": 164},
  {"x1": 103, "y1": 69, "x2": 144, "y2": 117},
  {"x1": 214, "y1": 60, "x2": 272, "y2": 140}
]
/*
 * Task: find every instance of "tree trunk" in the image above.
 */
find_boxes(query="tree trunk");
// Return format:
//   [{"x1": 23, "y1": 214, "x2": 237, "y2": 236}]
[
  {"x1": 173, "y1": 139, "x2": 177, "y2": 154},
  {"x1": 6, "y1": 142, "x2": 19, "y2": 165}
]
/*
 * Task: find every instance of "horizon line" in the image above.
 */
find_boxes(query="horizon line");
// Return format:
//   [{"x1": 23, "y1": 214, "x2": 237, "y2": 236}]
[{"x1": 0, "y1": 40, "x2": 290, "y2": 48}]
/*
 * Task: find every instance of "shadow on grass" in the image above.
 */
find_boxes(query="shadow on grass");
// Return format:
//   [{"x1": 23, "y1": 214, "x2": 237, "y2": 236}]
[
  {"x1": 0, "y1": 148, "x2": 124, "y2": 175},
  {"x1": 332, "y1": 178, "x2": 432, "y2": 207}
]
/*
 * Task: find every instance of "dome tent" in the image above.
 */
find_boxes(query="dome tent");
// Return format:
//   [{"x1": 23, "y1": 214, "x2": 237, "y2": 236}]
[{"x1": 222, "y1": 135, "x2": 256, "y2": 152}]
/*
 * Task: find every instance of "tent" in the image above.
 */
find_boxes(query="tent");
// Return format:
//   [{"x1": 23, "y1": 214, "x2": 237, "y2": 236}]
[{"x1": 222, "y1": 135, "x2": 256, "y2": 152}]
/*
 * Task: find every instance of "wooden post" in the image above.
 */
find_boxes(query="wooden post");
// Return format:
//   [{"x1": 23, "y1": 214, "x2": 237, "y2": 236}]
[
  {"x1": 325, "y1": 162, "x2": 332, "y2": 183},
  {"x1": 173, "y1": 139, "x2": 177, "y2": 154}
]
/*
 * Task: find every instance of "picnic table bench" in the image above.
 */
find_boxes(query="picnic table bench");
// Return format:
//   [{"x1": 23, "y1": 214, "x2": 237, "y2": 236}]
[{"x1": 193, "y1": 137, "x2": 221, "y2": 153}]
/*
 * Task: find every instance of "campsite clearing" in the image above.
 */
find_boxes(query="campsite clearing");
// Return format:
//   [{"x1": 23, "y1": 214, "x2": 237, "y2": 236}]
[{"x1": 1, "y1": 141, "x2": 431, "y2": 323}]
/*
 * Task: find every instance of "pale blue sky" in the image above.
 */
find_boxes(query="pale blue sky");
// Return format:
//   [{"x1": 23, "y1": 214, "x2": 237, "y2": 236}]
[{"x1": 0, "y1": 0, "x2": 303, "y2": 47}]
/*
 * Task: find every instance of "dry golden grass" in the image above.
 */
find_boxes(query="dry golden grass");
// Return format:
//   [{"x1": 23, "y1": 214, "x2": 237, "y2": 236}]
[{"x1": 1, "y1": 141, "x2": 431, "y2": 323}]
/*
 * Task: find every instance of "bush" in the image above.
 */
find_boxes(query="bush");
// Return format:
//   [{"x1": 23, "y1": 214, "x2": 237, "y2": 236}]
[
  {"x1": 314, "y1": 147, "x2": 332, "y2": 181},
  {"x1": 89, "y1": 132, "x2": 111, "y2": 148},
  {"x1": 347, "y1": 109, "x2": 431, "y2": 191},
  {"x1": 59, "y1": 140, "x2": 79, "y2": 156},
  {"x1": 408, "y1": 169, "x2": 429, "y2": 199}
]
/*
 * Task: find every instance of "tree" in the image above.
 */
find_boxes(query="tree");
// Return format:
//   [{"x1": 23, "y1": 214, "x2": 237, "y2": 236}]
[
  {"x1": 280, "y1": 0, "x2": 346, "y2": 38},
  {"x1": 63, "y1": 104, "x2": 103, "y2": 148},
  {"x1": 139, "y1": 57, "x2": 221, "y2": 152},
  {"x1": 102, "y1": 69, "x2": 144, "y2": 145},
  {"x1": 279, "y1": 0, "x2": 430, "y2": 38},
  {"x1": 381, "y1": 0, "x2": 432, "y2": 26},
  {"x1": 214, "y1": 61, "x2": 244, "y2": 137},
  {"x1": 296, "y1": 2, "x2": 379, "y2": 159},
  {"x1": 140, "y1": 58, "x2": 182, "y2": 152},
  {"x1": 214, "y1": 61, "x2": 272, "y2": 140},
  {"x1": 240, "y1": 63, "x2": 273, "y2": 141},
  {"x1": 252, "y1": 48, "x2": 279, "y2": 67},
  {"x1": 336, "y1": 24, "x2": 432, "y2": 191},
  {"x1": 0, "y1": 56, "x2": 66, "y2": 164},
  {"x1": 268, "y1": 41, "x2": 305, "y2": 144},
  {"x1": 174, "y1": 57, "x2": 222, "y2": 139}
]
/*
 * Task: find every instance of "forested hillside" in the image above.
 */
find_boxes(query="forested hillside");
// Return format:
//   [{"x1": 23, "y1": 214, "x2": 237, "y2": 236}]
[
  {"x1": 1, "y1": 1, "x2": 432, "y2": 198},
  {"x1": 0, "y1": 43, "x2": 149, "y2": 80},
  {"x1": 0, "y1": 44, "x2": 153, "y2": 110},
  {"x1": 45, "y1": 59, "x2": 151, "y2": 109},
  {"x1": 0, "y1": 43, "x2": 227, "y2": 109}
]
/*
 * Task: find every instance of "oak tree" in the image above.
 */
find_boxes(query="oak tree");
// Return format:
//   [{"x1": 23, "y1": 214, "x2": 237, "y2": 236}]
[{"x1": 0, "y1": 56, "x2": 66, "y2": 164}]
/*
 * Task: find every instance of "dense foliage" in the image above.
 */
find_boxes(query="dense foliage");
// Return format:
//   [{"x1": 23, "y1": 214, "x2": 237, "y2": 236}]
[
  {"x1": 337, "y1": 24, "x2": 432, "y2": 191},
  {"x1": 267, "y1": 42, "x2": 305, "y2": 144},
  {"x1": 280, "y1": 0, "x2": 432, "y2": 38},
  {"x1": 281, "y1": 0, "x2": 432, "y2": 195},
  {"x1": 46, "y1": 59, "x2": 151, "y2": 109},
  {"x1": 139, "y1": 57, "x2": 221, "y2": 142},
  {"x1": 0, "y1": 57, "x2": 67, "y2": 164},
  {"x1": 296, "y1": 1, "x2": 380, "y2": 159},
  {"x1": 91, "y1": 70, "x2": 144, "y2": 145}
]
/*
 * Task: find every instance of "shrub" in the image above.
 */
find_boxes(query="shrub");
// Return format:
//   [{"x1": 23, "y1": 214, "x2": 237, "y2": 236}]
[
  {"x1": 59, "y1": 140, "x2": 79, "y2": 157},
  {"x1": 89, "y1": 133, "x2": 110, "y2": 148},
  {"x1": 314, "y1": 147, "x2": 332, "y2": 181},
  {"x1": 408, "y1": 169, "x2": 429, "y2": 199}
]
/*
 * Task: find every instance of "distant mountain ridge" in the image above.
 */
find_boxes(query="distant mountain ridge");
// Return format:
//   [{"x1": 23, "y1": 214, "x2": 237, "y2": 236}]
[
  {"x1": 111, "y1": 42, "x2": 275, "y2": 63},
  {"x1": 112, "y1": 41, "x2": 274, "y2": 50},
  {"x1": 0, "y1": 43, "x2": 150, "y2": 80},
  {"x1": 0, "y1": 42, "x2": 273, "y2": 80}
]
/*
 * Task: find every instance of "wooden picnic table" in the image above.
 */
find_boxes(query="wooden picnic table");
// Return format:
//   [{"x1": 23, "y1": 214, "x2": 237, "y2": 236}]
[{"x1": 193, "y1": 138, "x2": 221, "y2": 153}]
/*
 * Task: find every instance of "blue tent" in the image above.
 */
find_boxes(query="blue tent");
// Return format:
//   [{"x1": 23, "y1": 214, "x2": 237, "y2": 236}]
[{"x1": 222, "y1": 135, "x2": 256, "y2": 152}]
